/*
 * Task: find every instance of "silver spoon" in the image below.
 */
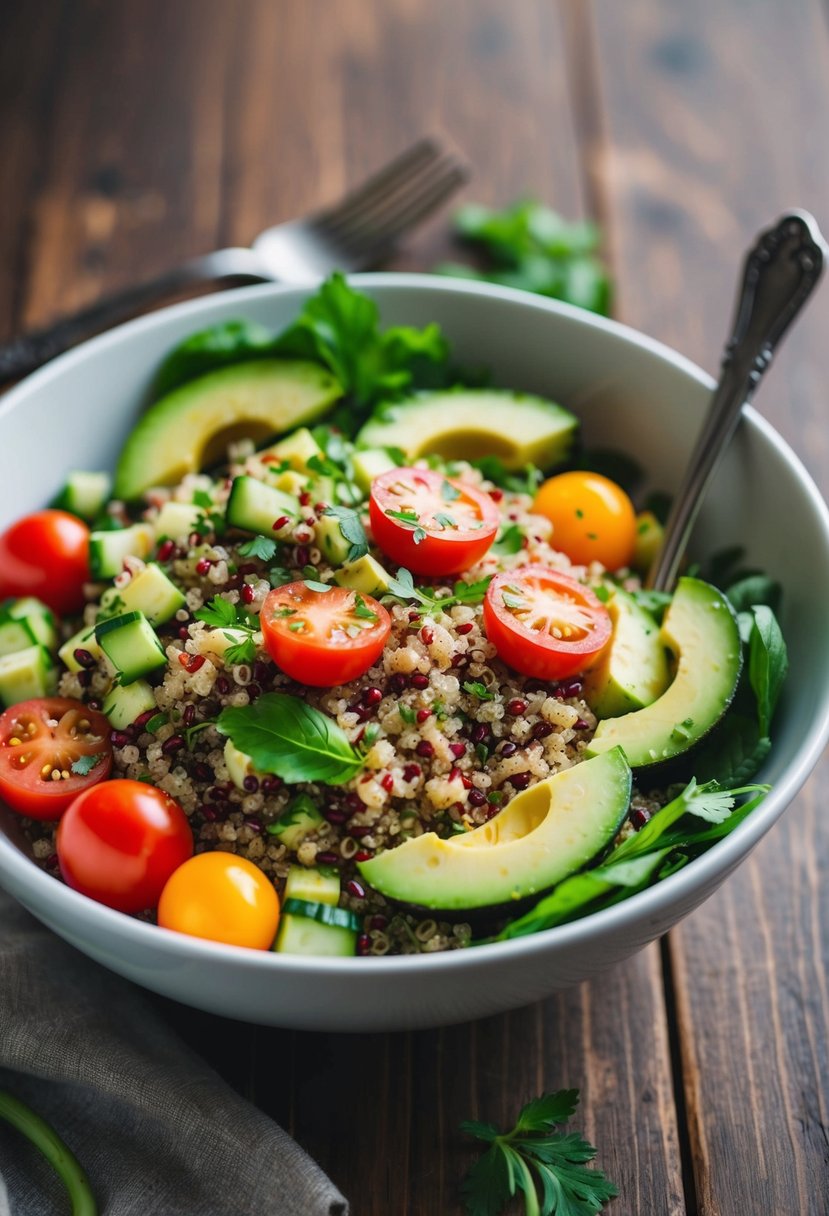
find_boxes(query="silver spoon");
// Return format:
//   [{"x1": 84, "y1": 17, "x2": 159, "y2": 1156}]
[{"x1": 646, "y1": 210, "x2": 828, "y2": 592}]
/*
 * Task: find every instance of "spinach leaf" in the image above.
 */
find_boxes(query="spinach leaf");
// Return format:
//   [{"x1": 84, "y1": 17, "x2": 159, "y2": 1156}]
[
  {"x1": 153, "y1": 320, "x2": 275, "y2": 397},
  {"x1": 692, "y1": 713, "x2": 773, "y2": 787},
  {"x1": 725, "y1": 574, "x2": 782, "y2": 615},
  {"x1": 216, "y1": 692, "x2": 364, "y2": 784},
  {"x1": 748, "y1": 604, "x2": 788, "y2": 737}
]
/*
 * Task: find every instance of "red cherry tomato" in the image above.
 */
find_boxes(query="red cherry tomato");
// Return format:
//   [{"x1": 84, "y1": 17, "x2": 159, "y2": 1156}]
[
  {"x1": 57, "y1": 779, "x2": 193, "y2": 913},
  {"x1": 369, "y1": 467, "x2": 498, "y2": 575},
  {"x1": 483, "y1": 568, "x2": 612, "y2": 680},
  {"x1": 0, "y1": 510, "x2": 90, "y2": 616},
  {"x1": 0, "y1": 697, "x2": 112, "y2": 820},
  {"x1": 261, "y1": 582, "x2": 391, "y2": 686},
  {"x1": 158, "y1": 852, "x2": 280, "y2": 949}
]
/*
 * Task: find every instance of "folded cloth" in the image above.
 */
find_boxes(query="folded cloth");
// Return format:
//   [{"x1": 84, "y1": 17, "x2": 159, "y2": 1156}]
[{"x1": 0, "y1": 892, "x2": 348, "y2": 1216}]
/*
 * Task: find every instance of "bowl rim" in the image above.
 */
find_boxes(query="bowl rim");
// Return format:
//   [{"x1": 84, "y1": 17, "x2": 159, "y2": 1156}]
[{"x1": 2, "y1": 271, "x2": 829, "y2": 977}]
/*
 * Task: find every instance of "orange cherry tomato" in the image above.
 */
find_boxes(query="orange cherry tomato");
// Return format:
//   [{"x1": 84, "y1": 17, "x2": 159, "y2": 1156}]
[
  {"x1": 0, "y1": 510, "x2": 90, "y2": 615},
  {"x1": 260, "y1": 581, "x2": 391, "y2": 687},
  {"x1": 483, "y1": 568, "x2": 612, "y2": 681},
  {"x1": 369, "y1": 467, "x2": 499, "y2": 576},
  {"x1": 57, "y1": 779, "x2": 193, "y2": 913},
  {"x1": 157, "y1": 852, "x2": 280, "y2": 950},
  {"x1": 533, "y1": 472, "x2": 637, "y2": 570},
  {"x1": 0, "y1": 698, "x2": 112, "y2": 820}
]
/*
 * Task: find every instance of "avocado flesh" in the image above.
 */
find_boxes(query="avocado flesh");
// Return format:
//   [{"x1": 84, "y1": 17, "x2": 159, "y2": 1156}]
[
  {"x1": 114, "y1": 359, "x2": 342, "y2": 500},
  {"x1": 357, "y1": 389, "x2": 578, "y2": 470},
  {"x1": 583, "y1": 588, "x2": 670, "y2": 718},
  {"x1": 586, "y1": 577, "x2": 742, "y2": 770},
  {"x1": 358, "y1": 749, "x2": 631, "y2": 911}
]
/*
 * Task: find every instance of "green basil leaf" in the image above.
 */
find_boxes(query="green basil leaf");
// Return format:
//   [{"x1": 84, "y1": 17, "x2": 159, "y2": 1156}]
[{"x1": 216, "y1": 692, "x2": 363, "y2": 784}]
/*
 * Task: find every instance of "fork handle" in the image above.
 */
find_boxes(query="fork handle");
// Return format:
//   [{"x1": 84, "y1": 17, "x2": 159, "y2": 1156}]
[{"x1": 0, "y1": 247, "x2": 273, "y2": 385}]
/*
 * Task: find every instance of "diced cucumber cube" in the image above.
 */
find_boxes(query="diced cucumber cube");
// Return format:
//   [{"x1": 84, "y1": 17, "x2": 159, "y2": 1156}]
[
  {"x1": 3, "y1": 598, "x2": 58, "y2": 652},
  {"x1": 352, "y1": 448, "x2": 398, "y2": 493},
  {"x1": 315, "y1": 514, "x2": 352, "y2": 565},
  {"x1": 284, "y1": 865, "x2": 341, "y2": 906},
  {"x1": 89, "y1": 523, "x2": 154, "y2": 578},
  {"x1": 0, "y1": 617, "x2": 37, "y2": 658},
  {"x1": 95, "y1": 611, "x2": 167, "y2": 684},
  {"x1": 267, "y1": 794, "x2": 324, "y2": 850},
  {"x1": 334, "y1": 555, "x2": 392, "y2": 597},
  {"x1": 102, "y1": 679, "x2": 157, "y2": 730},
  {"x1": 0, "y1": 645, "x2": 56, "y2": 708},
  {"x1": 58, "y1": 624, "x2": 106, "y2": 673},
  {"x1": 52, "y1": 470, "x2": 112, "y2": 521},
  {"x1": 226, "y1": 476, "x2": 299, "y2": 534},
  {"x1": 261, "y1": 427, "x2": 324, "y2": 472},
  {"x1": 151, "y1": 500, "x2": 207, "y2": 542},
  {"x1": 274, "y1": 905, "x2": 358, "y2": 957},
  {"x1": 100, "y1": 564, "x2": 185, "y2": 626}
]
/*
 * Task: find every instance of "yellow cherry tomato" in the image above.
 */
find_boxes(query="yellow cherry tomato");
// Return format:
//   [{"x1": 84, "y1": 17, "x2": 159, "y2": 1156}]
[
  {"x1": 158, "y1": 853, "x2": 280, "y2": 950},
  {"x1": 533, "y1": 471, "x2": 637, "y2": 570}
]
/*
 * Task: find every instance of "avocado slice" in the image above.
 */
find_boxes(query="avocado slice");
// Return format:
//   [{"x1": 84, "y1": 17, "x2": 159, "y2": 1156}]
[
  {"x1": 114, "y1": 360, "x2": 342, "y2": 500},
  {"x1": 357, "y1": 389, "x2": 578, "y2": 469},
  {"x1": 583, "y1": 587, "x2": 670, "y2": 718},
  {"x1": 357, "y1": 749, "x2": 631, "y2": 911},
  {"x1": 586, "y1": 577, "x2": 742, "y2": 770}
]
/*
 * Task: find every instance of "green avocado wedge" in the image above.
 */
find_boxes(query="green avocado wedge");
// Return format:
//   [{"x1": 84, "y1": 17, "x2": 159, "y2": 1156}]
[
  {"x1": 583, "y1": 587, "x2": 670, "y2": 718},
  {"x1": 114, "y1": 359, "x2": 342, "y2": 500},
  {"x1": 357, "y1": 388, "x2": 578, "y2": 469},
  {"x1": 586, "y1": 577, "x2": 742, "y2": 771},
  {"x1": 357, "y1": 749, "x2": 632, "y2": 912}
]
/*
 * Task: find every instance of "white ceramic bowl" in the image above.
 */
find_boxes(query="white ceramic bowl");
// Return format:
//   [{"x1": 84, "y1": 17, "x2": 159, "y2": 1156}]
[{"x1": 1, "y1": 275, "x2": 828, "y2": 1031}]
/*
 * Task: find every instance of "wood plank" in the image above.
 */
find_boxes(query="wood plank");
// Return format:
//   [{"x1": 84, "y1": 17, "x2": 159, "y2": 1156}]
[{"x1": 591, "y1": 0, "x2": 829, "y2": 1211}]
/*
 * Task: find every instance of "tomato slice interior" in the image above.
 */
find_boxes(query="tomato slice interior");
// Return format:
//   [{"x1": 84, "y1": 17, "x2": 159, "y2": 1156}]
[
  {"x1": 379, "y1": 471, "x2": 487, "y2": 535},
  {"x1": 498, "y1": 576, "x2": 600, "y2": 641},
  {"x1": 261, "y1": 583, "x2": 392, "y2": 687}
]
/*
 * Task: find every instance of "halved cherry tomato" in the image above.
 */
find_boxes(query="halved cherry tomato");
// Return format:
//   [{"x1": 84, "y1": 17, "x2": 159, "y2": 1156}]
[
  {"x1": 158, "y1": 852, "x2": 280, "y2": 949},
  {"x1": 483, "y1": 568, "x2": 612, "y2": 680},
  {"x1": 533, "y1": 472, "x2": 637, "y2": 571},
  {"x1": 0, "y1": 510, "x2": 90, "y2": 616},
  {"x1": 57, "y1": 779, "x2": 193, "y2": 913},
  {"x1": 0, "y1": 697, "x2": 112, "y2": 820},
  {"x1": 261, "y1": 582, "x2": 391, "y2": 686},
  {"x1": 369, "y1": 467, "x2": 499, "y2": 576}
]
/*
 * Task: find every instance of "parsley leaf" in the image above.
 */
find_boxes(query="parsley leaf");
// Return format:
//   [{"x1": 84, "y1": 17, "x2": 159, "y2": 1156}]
[
  {"x1": 461, "y1": 1089, "x2": 617, "y2": 1216},
  {"x1": 196, "y1": 596, "x2": 261, "y2": 667},
  {"x1": 493, "y1": 523, "x2": 524, "y2": 555},
  {"x1": 153, "y1": 319, "x2": 275, "y2": 397},
  {"x1": 463, "y1": 681, "x2": 495, "y2": 702},
  {"x1": 322, "y1": 506, "x2": 369, "y2": 562},
  {"x1": 385, "y1": 568, "x2": 492, "y2": 615},
  {"x1": 353, "y1": 594, "x2": 378, "y2": 621},
  {"x1": 216, "y1": 692, "x2": 364, "y2": 784},
  {"x1": 70, "y1": 754, "x2": 101, "y2": 776},
  {"x1": 223, "y1": 635, "x2": 258, "y2": 666},
  {"x1": 471, "y1": 455, "x2": 544, "y2": 496},
  {"x1": 195, "y1": 597, "x2": 238, "y2": 630},
  {"x1": 238, "y1": 535, "x2": 279, "y2": 562}
]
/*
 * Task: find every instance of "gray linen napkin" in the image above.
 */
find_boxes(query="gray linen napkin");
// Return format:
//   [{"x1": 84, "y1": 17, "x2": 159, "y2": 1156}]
[{"x1": 0, "y1": 891, "x2": 348, "y2": 1215}]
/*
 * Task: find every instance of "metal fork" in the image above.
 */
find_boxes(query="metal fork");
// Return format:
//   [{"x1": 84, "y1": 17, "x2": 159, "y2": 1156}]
[{"x1": 0, "y1": 138, "x2": 468, "y2": 384}]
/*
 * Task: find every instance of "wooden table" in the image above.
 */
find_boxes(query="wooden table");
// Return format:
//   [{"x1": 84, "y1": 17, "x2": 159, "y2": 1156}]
[{"x1": 3, "y1": 2, "x2": 829, "y2": 1212}]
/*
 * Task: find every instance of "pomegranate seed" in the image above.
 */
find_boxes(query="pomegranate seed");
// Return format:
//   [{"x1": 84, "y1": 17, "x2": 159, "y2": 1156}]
[
  {"x1": 456, "y1": 622, "x2": 474, "y2": 635},
  {"x1": 449, "y1": 741, "x2": 466, "y2": 758},
  {"x1": 244, "y1": 817, "x2": 263, "y2": 833},
  {"x1": 532, "y1": 721, "x2": 554, "y2": 740},
  {"x1": 325, "y1": 808, "x2": 347, "y2": 825},
  {"x1": 77, "y1": 670, "x2": 92, "y2": 688},
  {"x1": 507, "y1": 698, "x2": 527, "y2": 716},
  {"x1": 295, "y1": 545, "x2": 310, "y2": 566},
  {"x1": 380, "y1": 772, "x2": 394, "y2": 793},
  {"x1": 195, "y1": 557, "x2": 212, "y2": 575},
  {"x1": 299, "y1": 491, "x2": 312, "y2": 507},
  {"x1": 631, "y1": 808, "x2": 651, "y2": 829},
  {"x1": 188, "y1": 654, "x2": 206, "y2": 673},
  {"x1": 261, "y1": 776, "x2": 282, "y2": 794},
  {"x1": 241, "y1": 583, "x2": 255, "y2": 605},
  {"x1": 500, "y1": 741, "x2": 518, "y2": 757},
  {"x1": 357, "y1": 934, "x2": 371, "y2": 956},
  {"x1": 346, "y1": 879, "x2": 366, "y2": 899},
  {"x1": 216, "y1": 675, "x2": 231, "y2": 695},
  {"x1": 408, "y1": 610, "x2": 420, "y2": 622},
  {"x1": 389, "y1": 674, "x2": 408, "y2": 695},
  {"x1": 201, "y1": 806, "x2": 218, "y2": 822},
  {"x1": 416, "y1": 708, "x2": 432, "y2": 724},
  {"x1": 488, "y1": 487, "x2": 504, "y2": 502},
  {"x1": 133, "y1": 709, "x2": 157, "y2": 730},
  {"x1": 510, "y1": 771, "x2": 531, "y2": 790},
  {"x1": 345, "y1": 793, "x2": 363, "y2": 811},
  {"x1": 468, "y1": 788, "x2": 487, "y2": 807},
  {"x1": 73, "y1": 648, "x2": 96, "y2": 669},
  {"x1": 272, "y1": 515, "x2": 291, "y2": 531},
  {"x1": 162, "y1": 735, "x2": 184, "y2": 755},
  {"x1": 178, "y1": 626, "x2": 191, "y2": 641},
  {"x1": 411, "y1": 673, "x2": 429, "y2": 690},
  {"x1": 111, "y1": 730, "x2": 130, "y2": 748},
  {"x1": 560, "y1": 678, "x2": 584, "y2": 699},
  {"x1": 355, "y1": 850, "x2": 373, "y2": 862},
  {"x1": 451, "y1": 653, "x2": 468, "y2": 668},
  {"x1": 45, "y1": 853, "x2": 59, "y2": 869},
  {"x1": 314, "y1": 502, "x2": 327, "y2": 513},
  {"x1": 363, "y1": 686, "x2": 383, "y2": 706},
  {"x1": 420, "y1": 626, "x2": 434, "y2": 645},
  {"x1": 349, "y1": 825, "x2": 371, "y2": 838},
  {"x1": 253, "y1": 661, "x2": 271, "y2": 684},
  {"x1": 243, "y1": 775, "x2": 259, "y2": 792},
  {"x1": 403, "y1": 763, "x2": 421, "y2": 781},
  {"x1": 157, "y1": 539, "x2": 176, "y2": 561},
  {"x1": 193, "y1": 762, "x2": 213, "y2": 782},
  {"x1": 247, "y1": 682, "x2": 261, "y2": 701},
  {"x1": 471, "y1": 723, "x2": 489, "y2": 745},
  {"x1": 416, "y1": 739, "x2": 434, "y2": 759},
  {"x1": 316, "y1": 851, "x2": 339, "y2": 866},
  {"x1": 574, "y1": 718, "x2": 590, "y2": 730},
  {"x1": 369, "y1": 914, "x2": 388, "y2": 930}
]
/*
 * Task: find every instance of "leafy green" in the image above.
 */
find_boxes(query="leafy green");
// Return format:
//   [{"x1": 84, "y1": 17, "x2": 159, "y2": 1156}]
[
  {"x1": 493, "y1": 524, "x2": 525, "y2": 555},
  {"x1": 385, "y1": 567, "x2": 492, "y2": 615},
  {"x1": 460, "y1": 1090, "x2": 617, "y2": 1216},
  {"x1": 321, "y1": 506, "x2": 370, "y2": 562},
  {"x1": 463, "y1": 681, "x2": 495, "y2": 702},
  {"x1": 153, "y1": 319, "x2": 275, "y2": 397},
  {"x1": 238, "y1": 535, "x2": 280, "y2": 562},
  {"x1": 70, "y1": 754, "x2": 102, "y2": 776},
  {"x1": 724, "y1": 574, "x2": 781, "y2": 615},
  {"x1": 195, "y1": 596, "x2": 260, "y2": 667},
  {"x1": 216, "y1": 692, "x2": 364, "y2": 784},
  {"x1": 273, "y1": 272, "x2": 450, "y2": 417},
  {"x1": 747, "y1": 605, "x2": 788, "y2": 737},
  {"x1": 436, "y1": 200, "x2": 611, "y2": 316},
  {"x1": 471, "y1": 455, "x2": 544, "y2": 495}
]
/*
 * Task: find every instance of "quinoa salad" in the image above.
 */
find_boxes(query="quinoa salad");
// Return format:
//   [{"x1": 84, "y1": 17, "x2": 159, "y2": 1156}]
[{"x1": 0, "y1": 277, "x2": 784, "y2": 957}]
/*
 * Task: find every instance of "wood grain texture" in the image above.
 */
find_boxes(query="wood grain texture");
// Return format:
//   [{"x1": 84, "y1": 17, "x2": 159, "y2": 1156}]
[{"x1": 590, "y1": 0, "x2": 829, "y2": 1211}]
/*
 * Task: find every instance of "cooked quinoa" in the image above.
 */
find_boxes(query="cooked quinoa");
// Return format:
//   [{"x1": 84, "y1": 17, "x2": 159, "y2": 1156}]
[{"x1": 23, "y1": 444, "x2": 654, "y2": 956}]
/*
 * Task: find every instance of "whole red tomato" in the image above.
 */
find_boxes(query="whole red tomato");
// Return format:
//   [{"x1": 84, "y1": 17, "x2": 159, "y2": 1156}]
[
  {"x1": 0, "y1": 510, "x2": 90, "y2": 616},
  {"x1": 57, "y1": 779, "x2": 193, "y2": 913}
]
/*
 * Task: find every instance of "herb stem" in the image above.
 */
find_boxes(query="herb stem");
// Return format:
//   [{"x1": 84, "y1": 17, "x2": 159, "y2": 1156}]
[{"x1": 0, "y1": 1089, "x2": 98, "y2": 1216}]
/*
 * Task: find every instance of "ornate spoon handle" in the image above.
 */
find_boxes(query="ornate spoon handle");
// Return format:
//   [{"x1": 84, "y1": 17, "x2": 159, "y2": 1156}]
[{"x1": 646, "y1": 210, "x2": 827, "y2": 592}]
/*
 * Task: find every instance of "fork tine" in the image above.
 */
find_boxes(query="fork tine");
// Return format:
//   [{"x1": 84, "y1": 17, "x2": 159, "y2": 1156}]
[
  {"x1": 320, "y1": 154, "x2": 468, "y2": 254},
  {"x1": 313, "y1": 138, "x2": 444, "y2": 229}
]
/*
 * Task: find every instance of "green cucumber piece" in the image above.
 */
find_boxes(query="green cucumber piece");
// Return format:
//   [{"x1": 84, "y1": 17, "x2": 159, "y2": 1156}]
[
  {"x1": 3, "y1": 598, "x2": 58, "y2": 652},
  {"x1": 89, "y1": 524, "x2": 154, "y2": 579},
  {"x1": 281, "y1": 899, "x2": 359, "y2": 930},
  {"x1": 226, "y1": 476, "x2": 299, "y2": 534},
  {"x1": 95, "y1": 611, "x2": 167, "y2": 684},
  {"x1": 52, "y1": 470, "x2": 112, "y2": 521},
  {"x1": 100, "y1": 563, "x2": 185, "y2": 626},
  {"x1": 0, "y1": 617, "x2": 37, "y2": 658},
  {"x1": 151, "y1": 500, "x2": 207, "y2": 541},
  {"x1": 274, "y1": 901, "x2": 359, "y2": 957},
  {"x1": 283, "y1": 865, "x2": 341, "y2": 906},
  {"x1": 102, "y1": 679, "x2": 157, "y2": 730},
  {"x1": 58, "y1": 624, "x2": 106, "y2": 673},
  {"x1": 0, "y1": 645, "x2": 56, "y2": 707}
]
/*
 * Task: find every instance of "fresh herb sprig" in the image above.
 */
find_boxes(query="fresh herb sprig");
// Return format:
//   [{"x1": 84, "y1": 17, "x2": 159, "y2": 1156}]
[
  {"x1": 238, "y1": 535, "x2": 280, "y2": 562},
  {"x1": 385, "y1": 567, "x2": 492, "y2": 616},
  {"x1": 195, "y1": 596, "x2": 261, "y2": 666},
  {"x1": 461, "y1": 1090, "x2": 617, "y2": 1216},
  {"x1": 217, "y1": 692, "x2": 364, "y2": 784},
  {"x1": 321, "y1": 506, "x2": 369, "y2": 562}
]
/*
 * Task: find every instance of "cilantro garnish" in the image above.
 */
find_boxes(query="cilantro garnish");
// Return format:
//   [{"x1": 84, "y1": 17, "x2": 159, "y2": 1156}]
[
  {"x1": 460, "y1": 1089, "x2": 617, "y2": 1216},
  {"x1": 385, "y1": 568, "x2": 492, "y2": 616},
  {"x1": 493, "y1": 523, "x2": 524, "y2": 555},
  {"x1": 303, "y1": 579, "x2": 332, "y2": 593},
  {"x1": 353, "y1": 594, "x2": 378, "y2": 622},
  {"x1": 195, "y1": 596, "x2": 260, "y2": 667},
  {"x1": 238, "y1": 535, "x2": 279, "y2": 561},
  {"x1": 321, "y1": 506, "x2": 369, "y2": 562},
  {"x1": 462, "y1": 681, "x2": 495, "y2": 702},
  {"x1": 70, "y1": 754, "x2": 101, "y2": 776}
]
